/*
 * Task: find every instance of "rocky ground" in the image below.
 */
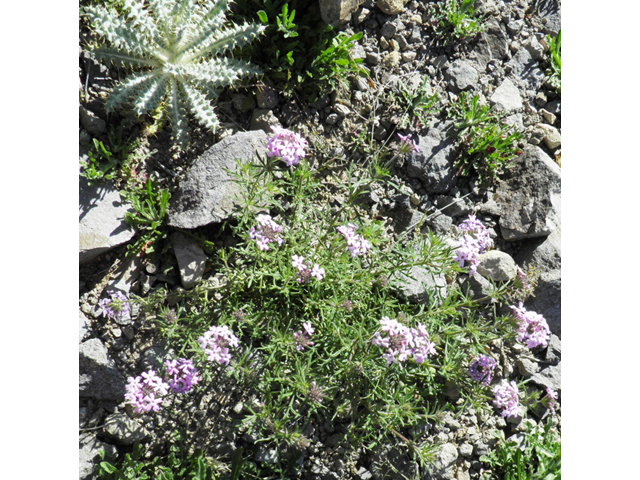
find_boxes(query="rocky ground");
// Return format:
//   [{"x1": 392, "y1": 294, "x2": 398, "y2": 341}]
[{"x1": 79, "y1": 0, "x2": 561, "y2": 478}]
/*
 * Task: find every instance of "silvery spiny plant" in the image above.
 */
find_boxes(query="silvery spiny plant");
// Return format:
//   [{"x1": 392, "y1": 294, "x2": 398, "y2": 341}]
[{"x1": 83, "y1": 0, "x2": 266, "y2": 148}]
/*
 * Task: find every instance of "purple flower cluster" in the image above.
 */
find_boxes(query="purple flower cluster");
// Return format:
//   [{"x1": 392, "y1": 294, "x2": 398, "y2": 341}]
[
  {"x1": 515, "y1": 266, "x2": 534, "y2": 293},
  {"x1": 293, "y1": 322, "x2": 315, "y2": 351},
  {"x1": 249, "y1": 214, "x2": 284, "y2": 251},
  {"x1": 336, "y1": 223, "x2": 372, "y2": 258},
  {"x1": 510, "y1": 302, "x2": 550, "y2": 349},
  {"x1": 371, "y1": 316, "x2": 436, "y2": 366},
  {"x1": 452, "y1": 215, "x2": 494, "y2": 275},
  {"x1": 198, "y1": 325, "x2": 240, "y2": 365},
  {"x1": 397, "y1": 133, "x2": 419, "y2": 153},
  {"x1": 125, "y1": 369, "x2": 170, "y2": 414},
  {"x1": 98, "y1": 290, "x2": 131, "y2": 322},
  {"x1": 307, "y1": 380, "x2": 324, "y2": 403},
  {"x1": 492, "y1": 380, "x2": 521, "y2": 418},
  {"x1": 468, "y1": 355, "x2": 497, "y2": 386},
  {"x1": 292, "y1": 255, "x2": 325, "y2": 283},
  {"x1": 164, "y1": 358, "x2": 199, "y2": 394},
  {"x1": 266, "y1": 126, "x2": 308, "y2": 167}
]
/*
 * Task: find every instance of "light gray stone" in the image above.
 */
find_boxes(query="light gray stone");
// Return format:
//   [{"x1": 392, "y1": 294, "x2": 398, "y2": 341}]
[
  {"x1": 406, "y1": 120, "x2": 458, "y2": 193},
  {"x1": 391, "y1": 265, "x2": 448, "y2": 306},
  {"x1": 535, "y1": 123, "x2": 561, "y2": 149},
  {"x1": 376, "y1": 0, "x2": 408, "y2": 15},
  {"x1": 79, "y1": 433, "x2": 117, "y2": 480},
  {"x1": 459, "y1": 443, "x2": 474, "y2": 457},
  {"x1": 250, "y1": 109, "x2": 281, "y2": 133},
  {"x1": 79, "y1": 177, "x2": 136, "y2": 263},
  {"x1": 476, "y1": 250, "x2": 517, "y2": 282},
  {"x1": 382, "y1": 51, "x2": 401, "y2": 68},
  {"x1": 79, "y1": 338, "x2": 126, "y2": 401},
  {"x1": 516, "y1": 356, "x2": 540, "y2": 377},
  {"x1": 530, "y1": 361, "x2": 561, "y2": 391},
  {"x1": 490, "y1": 78, "x2": 522, "y2": 113},
  {"x1": 506, "y1": 47, "x2": 545, "y2": 93},
  {"x1": 446, "y1": 60, "x2": 479, "y2": 92},
  {"x1": 495, "y1": 145, "x2": 561, "y2": 241},
  {"x1": 168, "y1": 130, "x2": 268, "y2": 229},
  {"x1": 319, "y1": 0, "x2": 364, "y2": 25},
  {"x1": 473, "y1": 18, "x2": 509, "y2": 70},
  {"x1": 79, "y1": 105, "x2": 106, "y2": 136},
  {"x1": 433, "y1": 443, "x2": 459, "y2": 480},
  {"x1": 172, "y1": 232, "x2": 207, "y2": 289},
  {"x1": 515, "y1": 224, "x2": 561, "y2": 273},
  {"x1": 103, "y1": 412, "x2": 150, "y2": 446}
]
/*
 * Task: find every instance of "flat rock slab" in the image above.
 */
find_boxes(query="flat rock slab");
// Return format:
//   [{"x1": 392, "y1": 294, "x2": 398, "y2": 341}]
[
  {"x1": 168, "y1": 130, "x2": 269, "y2": 229},
  {"x1": 406, "y1": 120, "x2": 458, "y2": 193},
  {"x1": 79, "y1": 338, "x2": 126, "y2": 401},
  {"x1": 494, "y1": 145, "x2": 561, "y2": 241},
  {"x1": 79, "y1": 177, "x2": 135, "y2": 263},
  {"x1": 172, "y1": 231, "x2": 207, "y2": 289}
]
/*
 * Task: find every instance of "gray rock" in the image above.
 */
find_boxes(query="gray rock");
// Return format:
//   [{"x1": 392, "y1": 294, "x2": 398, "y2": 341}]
[
  {"x1": 255, "y1": 84, "x2": 279, "y2": 109},
  {"x1": 250, "y1": 109, "x2": 281, "y2": 133},
  {"x1": 376, "y1": 0, "x2": 408, "y2": 15},
  {"x1": 79, "y1": 338, "x2": 126, "y2": 401},
  {"x1": 366, "y1": 51, "x2": 380, "y2": 65},
  {"x1": 109, "y1": 257, "x2": 141, "y2": 296},
  {"x1": 79, "y1": 177, "x2": 135, "y2": 263},
  {"x1": 390, "y1": 265, "x2": 448, "y2": 306},
  {"x1": 446, "y1": 60, "x2": 479, "y2": 92},
  {"x1": 382, "y1": 51, "x2": 401, "y2": 68},
  {"x1": 432, "y1": 443, "x2": 459, "y2": 480},
  {"x1": 524, "y1": 269, "x2": 561, "y2": 337},
  {"x1": 102, "y1": 412, "x2": 150, "y2": 446},
  {"x1": 79, "y1": 105, "x2": 106, "y2": 136},
  {"x1": 530, "y1": 361, "x2": 561, "y2": 391},
  {"x1": 325, "y1": 433, "x2": 344, "y2": 448},
  {"x1": 476, "y1": 250, "x2": 517, "y2": 282},
  {"x1": 79, "y1": 311, "x2": 90, "y2": 343},
  {"x1": 473, "y1": 19, "x2": 509, "y2": 70},
  {"x1": 545, "y1": 334, "x2": 561, "y2": 365},
  {"x1": 495, "y1": 145, "x2": 561, "y2": 241},
  {"x1": 380, "y1": 21, "x2": 398, "y2": 39},
  {"x1": 515, "y1": 224, "x2": 561, "y2": 273},
  {"x1": 533, "y1": 0, "x2": 561, "y2": 34},
  {"x1": 506, "y1": 47, "x2": 545, "y2": 93},
  {"x1": 406, "y1": 120, "x2": 458, "y2": 193},
  {"x1": 79, "y1": 432, "x2": 117, "y2": 480},
  {"x1": 254, "y1": 446, "x2": 278, "y2": 464},
  {"x1": 535, "y1": 123, "x2": 561, "y2": 149},
  {"x1": 168, "y1": 130, "x2": 268, "y2": 229},
  {"x1": 490, "y1": 78, "x2": 522, "y2": 113},
  {"x1": 172, "y1": 232, "x2": 207, "y2": 289},
  {"x1": 459, "y1": 443, "x2": 474, "y2": 457},
  {"x1": 319, "y1": 0, "x2": 364, "y2": 25},
  {"x1": 424, "y1": 211, "x2": 453, "y2": 235},
  {"x1": 460, "y1": 273, "x2": 497, "y2": 304},
  {"x1": 516, "y1": 356, "x2": 540, "y2": 377},
  {"x1": 435, "y1": 195, "x2": 473, "y2": 218},
  {"x1": 524, "y1": 36, "x2": 545, "y2": 61}
]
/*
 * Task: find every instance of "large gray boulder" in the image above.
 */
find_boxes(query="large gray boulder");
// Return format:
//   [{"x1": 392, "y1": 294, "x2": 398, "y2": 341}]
[
  {"x1": 494, "y1": 145, "x2": 561, "y2": 241},
  {"x1": 406, "y1": 120, "x2": 458, "y2": 193},
  {"x1": 79, "y1": 177, "x2": 135, "y2": 263},
  {"x1": 168, "y1": 130, "x2": 268, "y2": 229}
]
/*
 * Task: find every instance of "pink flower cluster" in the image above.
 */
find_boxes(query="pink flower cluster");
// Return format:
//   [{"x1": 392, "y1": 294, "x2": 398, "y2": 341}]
[
  {"x1": 515, "y1": 266, "x2": 533, "y2": 293},
  {"x1": 293, "y1": 322, "x2": 315, "y2": 351},
  {"x1": 397, "y1": 133, "x2": 419, "y2": 153},
  {"x1": 164, "y1": 358, "x2": 200, "y2": 394},
  {"x1": 99, "y1": 290, "x2": 131, "y2": 322},
  {"x1": 543, "y1": 387, "x2": 558, "y2": 409},
  {"x1": 371, "y1": 316, "x2": 436, "y2": 366},
  {"x1": 492, "y1": 380, "x2": 521, "y2": 418},
  {"x1": 292, "y1": 255, "x2": 325, "y2": 283},
  {"x1": 198, "y1": 325, "x2": 240, "y2": 365},
  {"x1": 336, "y1": 223, "x2": 372, "y2": 258},
  {"x1": 510, "y1": 302, "x2": 550, "y2": 349},
  {"x1": 452, "y1": 215, "x2": 493, "y2": 275},
  {"x1": 249, "y1": 214, "x2": 284, "y2": 251},
  {"x1": 266, "y1": 126, "x2": 308, "y2": 167},
  {"x1": 125, "y1": 369, "x2": 170, "y2": 414}
]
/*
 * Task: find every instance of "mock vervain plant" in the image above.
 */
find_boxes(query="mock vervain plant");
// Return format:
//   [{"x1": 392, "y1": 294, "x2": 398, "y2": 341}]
[{"x1": 83, "y1": 0, "x2": 266, "y2": 148}]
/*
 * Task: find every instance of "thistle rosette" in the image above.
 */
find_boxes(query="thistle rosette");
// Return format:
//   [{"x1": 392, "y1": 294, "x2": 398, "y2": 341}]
[{"x1": 83, "y1": 0, "x2": 266, "y2": 148}]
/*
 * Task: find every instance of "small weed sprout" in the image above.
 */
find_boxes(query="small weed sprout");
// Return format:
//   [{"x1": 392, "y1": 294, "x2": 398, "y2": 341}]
[
  {"x1": 546, "y1": 30, "x2": 561, "y2": 93},
  {"x1": 430, "y1": 0, "x2": 484, "y2": 40}
]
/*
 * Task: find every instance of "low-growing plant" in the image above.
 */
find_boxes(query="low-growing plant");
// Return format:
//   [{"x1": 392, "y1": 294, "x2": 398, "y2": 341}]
[
  {"x1": 394, "y1": 76, "x2": 440, "y2": 130},
  {"x1": 82, "y1": 0, "x2": 265, "y2": 149},
  {"x1": 480, "y1": 417, "x2": 561, "y2": 480},
  {"x1": 80, "y1": 138, "x2": 120, "y2": 181},
  {"x1": 546, "y1": 30, "x2": 561, "y2": 93},
  {"x1": 447, "y1": 92, "x2": 524, "y2": 184},
  {"x1": 231, "y1": 0, "x2": 366, "y2": 99},
  {"x1": 113, "y1": 128, "x2": 548, "y2": 477},
  {"x1": 430, "y1": 0, "x2": 484, "y2": 39},
  {"x1": 122, "y1": 177, "x2": 171, "y2": 256}
]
